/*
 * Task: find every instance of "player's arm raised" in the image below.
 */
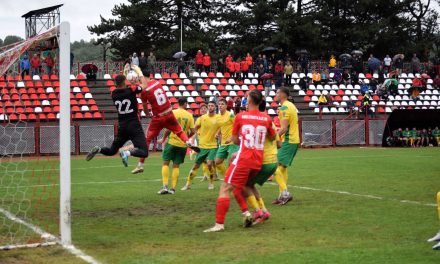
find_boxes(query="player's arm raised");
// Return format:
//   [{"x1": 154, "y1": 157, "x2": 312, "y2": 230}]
[
  {"x1": 157, "y1": 129, "x2": 171, "y2": 145},
  {"x1": 131, "y1": 65, "x2": 148, "y2": 89}
]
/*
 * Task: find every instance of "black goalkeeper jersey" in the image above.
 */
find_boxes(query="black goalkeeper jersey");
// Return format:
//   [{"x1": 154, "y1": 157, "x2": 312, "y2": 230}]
[{"x1": 111, "y1": 86, "x2": 143, "y2": 123}]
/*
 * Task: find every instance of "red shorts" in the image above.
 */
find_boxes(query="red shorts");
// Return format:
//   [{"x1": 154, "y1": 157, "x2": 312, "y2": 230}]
[
  {"x1": 145, "y1": 112, "x2": 183, "y2": 143},
  {"x1": 224, "y1": 163, "x2": 260, "y2": 188}
]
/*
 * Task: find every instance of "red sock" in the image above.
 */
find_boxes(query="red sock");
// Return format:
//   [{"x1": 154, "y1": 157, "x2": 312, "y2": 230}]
[
  {"x1": 233, "y1": 188, "x2": 248, "y2": 213},
  {"x1": 139, "y1": 138, "x2": 151, "y2": 163},
  {"x1": 176, "y1": 130, "x2": 189, "y2": 143},
  {"x1": 215, "y1": 197, "x2": 230, "y2": 224}
]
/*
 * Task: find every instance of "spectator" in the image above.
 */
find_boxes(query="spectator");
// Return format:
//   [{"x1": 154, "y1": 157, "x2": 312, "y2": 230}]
[
  {"x1": 433, "y1": 127, "x2": 440, "y2": 146},
  {"x1": 352, "y1": 55, "x2": 363, "y2": 73},
  {"x1": 433, "y1": 74, "x2": 440, "y2": 89},
  {"x1": 369, "y1": 78, "x2": 378, "y2": 94},
  {"x1": 328, "y1": 55, "x2": 337, "y2": 68},
  {"x1": 274, "y1": 60, "x2": 284, "y2": 87},
  {"x1": 217, "y1": 58, "x2": 225, "y2": 73},
  {"x1": 410, "y1": 127, "x2": 420, "y2": 147},
  {"x1": 367, "y1": 54, "x2": 376, "y2": 74},
  {"x1": 342, "y1": 69, "x2": 350, "y2": 85},
  {"x1": 195, "y1": 50, "x2": 204, "y2": 72},
  {"x1": 284, "y1": 61, "x2": 293, "y2": 86},
  {"x1": 139, "y1": 51, "x2": 147, "y2": 75},
  {"x1": 411, "y1": 53, "x2": 421, "y2": 74},
  {"x1": 20, "y1": 55, "x2": 30, "y2": 78},
  {"x1": 241, "y1": 96, "x2": 247, "y2": 110},
  {"x1": 241, "y1": 58, "x2": 249, "y2": 79},
  {"x1": 334, "y1": 71, "x2": 343, "y2": 84},
  {"x1": 321, "y1": 69, "x2": 329, "y2": 84},
  {"x1": 284, "y1": 53, "x2": 291, "y2": 64},
  {"x1": 234, "y1": 60, "x2": 241, "y2": 79},
  {"x1": 312, "y1": 70, "x2": 321, "y2": 85},
  {"x1": 30, "y1": 54, "x2": 41, "y2": 76},
  {"x1": 262, "y1": 54, "x2": 269, "y2": 72},
  {"x1": 401, "y1": 128, "x2": 411, "y2": 146},
  {"x1": 318, "y1": 93, "x2": 328, "y2": 105},
  {"x1": 361, "y1": 92, "x2": 373, "y2": 118},
  {"x1": 131, "y1": 52, "x2": 139, "y2": 66},
  {"x1": 360, "y1": 81, "x2": 369, "y2": 95},
  {"x1": 177, "y1": 58, "x2": 185, "y2": 74},
  {"x1": 394, "y1": 56, "x2": 404, "y2": 72},
  {"x1": 245, "y1": 53, "x2": 253, "y2": 72},
  {"x1": 227, "y1": 97, "x2": 234, "y2": 111},
  {"x1": 147, "y1": 51, "x2": 156, "y2": 73},
  {"x1": 255, "y1": 54, "x2": 263, "y2": 69},
  {"x1": 298, "y1": 76, "x2": 309, "y2": 91},
  {"x1": 351, "y1": 71, "x2": 359, "y2": 85},
  {"x1": 383, "y1": 55, "x2": 392, "y2": 72},
  {"x1": 203, "y1": 53, "x2": 211, "y2": 72},
  {"x1": 227, "y1": 58, "x2": 235, "y2": 77},
  {"x1": 225, "y1": 54, "x2": 233, "y2": 66},
  {"x1": 298, "y1": 54, "x2": 309, "y2": 75},
  {"x1": 234, "y1": 97, "x2": 241, "y2": 114},
  {"x1": 377, "y1": 66, "x2": 385, "y2": 84},
  {"x1": 44, "y1": 53, "x2": 54, "y2": 76},
  {"x1": 270, "y1": 53, "x2": 277, "y2": 67},
  {"x1": 420, "y1": 129, "x2": 429, "y2": 147}
]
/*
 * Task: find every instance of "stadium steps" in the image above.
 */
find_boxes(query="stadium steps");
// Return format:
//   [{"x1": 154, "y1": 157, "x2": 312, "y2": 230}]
[{"x1": 87, "y1": 80, "x2": 118, "y2": 120}]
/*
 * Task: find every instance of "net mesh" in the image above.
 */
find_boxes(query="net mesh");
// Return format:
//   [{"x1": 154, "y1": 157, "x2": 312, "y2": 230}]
[
  {"x1": 301, "y1": 120, "x2": 333, "y2": 146},
  {"x1": 335, "y1": 120, "x2": 366, "y2": 145}
]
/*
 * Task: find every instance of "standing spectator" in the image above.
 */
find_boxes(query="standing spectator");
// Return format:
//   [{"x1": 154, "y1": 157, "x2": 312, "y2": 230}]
[
  {"x1": 234, "y1": 60, "x2": 241, "y2": 79},
  {"x1": 298, "y1": 54, "x2": 309, "y2": 75},
  {"x1": 255, "y1": 54, "x2": 263, "y2": 68},
  {"x1": 217, "y1": 58, "x2": 225, "y2": 73},
  {"x1": 177, "y1": 58, "x2": 185, "y2": 74},
  {"x1": 139, "y1": 51, "x2": 148, "y2": 75},
  {"x1": 203, "y1": 53, "x2": 211, "y2": 72},
  {"x1": 44, "y1": 53, "x2": 54, "y2": 76},
  {"x1": 262, "y1": 54, "x2": 269, "y2": 72},
  {"x1": 147, "y1": 51, "x2": 156, "y2": 73},
  {"x1": 342, "y1": 69, "x2": 350, "y2": 85},
  {"x1": 274, "y1": 60, "x2": 284, "y2": 88},
  {"x1": 245, "y1": 53, "x2": 253, "y2": 72},
  {"x1": 383, "y1": 55, "x2": 392, "y2": 72},
  {"x1": 234, "y1": 97, "x2": 241, "y2": 114},
  {"x1": 30, "y1": 54, "x2": 41, "y2": 76},
  {"x1": 411, "y1": 53, "x2": 421, "y2": 74},
  {"x1": 284, "y1": 53, "x2": 292, "y2": 64},
  {"x1": 195, "y1": 50, "x2": 204, "y2": 72},
  {"x1": 241, "y1": 58, "x2": 249, "y2": 79},
  {"x1": 225, "y1": 54, "x2": 233, "y2": 66},
  {"x1": 257, "y1": 64, "x2": 265, "y2": 84},
  {"x1": 328, "y1": 55, "x2": 337, "y2": 68},
  {"x1": 377, "y1": 66, "x2": 385, "y2": 84},
  {"x1": 312, "y1": 70, "x2": 321, "y2": 85},
  {"x1": 351, "y1": 70, "x2": 359, "y2": 85},
  {"x1": 131, "y1": 52, "x2": 139, "y2": 66},
  {"x1": 227, "y1": 58, "x2": 235, "y2": 77},
  {"x1": 367, "y1": 54, "x2": 375, "y2": 74},
  {"x1": 270, "y1": 53, "x2": 277, "y2": 67},
  {"x1": 433, "y1": 74, "x2": 440, "y2": 89},
  {"x1": 352, "y1": 55, "x2": 363, "y2": 74},
  {"x1": 20, "y1": 55, "x2": 30, "y2": 78},
  {"x1": 241, "y1": 96, "x2": 247, "y2": 110},
  {"x1": 394, "y1": 56, "x2": 404, "y2": 72},
  {"x1": 227, "y1": 97, "x2": 234, "y2": 111},
  {"x1": 284, "y1": 61, "x2": 293, "y2": 86}
]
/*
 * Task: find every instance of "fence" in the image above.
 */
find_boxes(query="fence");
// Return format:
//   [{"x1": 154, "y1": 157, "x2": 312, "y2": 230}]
[{"x1": 0, "y1": 118, "x2": 387, "y2": 155}]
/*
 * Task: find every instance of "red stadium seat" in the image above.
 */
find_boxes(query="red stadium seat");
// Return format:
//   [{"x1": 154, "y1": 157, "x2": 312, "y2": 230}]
[
  {"x1": 75, "y1": 93, "x2": 84, "y2": 99},
  {"x1": 170, "y1": 73, "x2": 178, "y2": 79},
  {"x1": 28, "y1": 113, "x2": 36, "y2": 120},
  {"x1": 43, "y1": 106, "x2": 52, "y2": 113},
  {"x1": 48, "y1": 93, "x2": 57, "y2": 99},
  {"x1": 163, "y1": 73, "x2": 170, "y2": 79},
  {"x1": 9, "y1": 114, "x2": 18, "y2": 121},
  {"x1": 81, "y1": 87, "x2": 90, "y2": 93},
  {"x1": 90, "y1": 105, "x2": 99, "y2": 111},
  {"x1": 79, "y1": 81, "x2": 87, "y2": 87},
  {"x1": 88, "y1": 99, "x2": 96, "y2": 105},
  {"x1": 34, "y1": 81, "x2": 43, "y2": 87},
  {"x1": 304, "y1": 96, "x2": 311, "y2": 102},
  {"x1": 72, "y1": 106, "x2": 80, "y2": 112},
  {"x1": 42, "y1": 74, "x2": 49, "y2": 80},
  {"x1": 25, "y1": 81, "x2": 34, "y2": 87},
  {"x1": 79, "y1": 99, "x2": 87, "y2": 105},
  {"x1": 337, "y1": 90, "x2": 344, "y2": 95},
  {"x1": 23, "y1": 101, "x2": 32, "y2": 107},
  {"x1": 190, "y1": 103, "x2": 199, "y2": 109},
  {"x1": 51, "y1": 100, "x2": 59, "y2": 106},
  {"x1": 70, "y1": 99, "x2": 78, "y2": 105},
  {"x1": 38, "y1": 113, "x2": 46, "y2": 120},
  {"x1": 221, "y1": 91, "x2": 228, "y2": 97},
  {"x1": 47, "y1": 113, "x2": 56, "y2": 120},
  {"x1": 186, "y1": 85, "x2": 195, "y2": 91},
  {"x1": 53, "y1": 106, "x2": 60, "y2": 112},
  {"x1": 76, "y1": 74, "x2": 85, "y2": 80},
  {"x1": 170, "y1": 97, "x2": 177, "y2": 103},
  {"x1": 170, "y1": 85, "x2": 178, "y2": 91},
  {"x1": 224, "y1": 72, "x2": 230, "y2": 78},
  {"x1": 195, "y1": 97, "x2": 204, "y2": 103},
  {"x1": 217, "y1": 85, "x2": 225, "y2": 91},
  {"x1": 84, "y1": 112, "x2": 93, "y2": 119},
  {"x1": 175, "y1": 79, "x2": 183, "y2": 85},
  {"x1": 50, "y1": 75, "x2": 58, "y2": 80},
  {"x1": 74, "y1": 113, "x2": 83, "y2": 119},
  {"x1": 24, "y1": 75, "x2": 31, "y2": 81},
  {"x1": 18, "y1": 114, "x2": 27, "y2": 121},
  {"x1": 204, "y1": 78, "x2": 212, "y2": 84},
  {"x1": 93, "y1": 112, "x2": 102, "y2": 119},
  {"x1": 201, "y1": 84, "x2": 208, "y2": 91},
  {"x1": 208, "y1": 72, "x2": 215, "y2": 78},
  {"x1": 44, "y1": 81, "x2": 52, "y2": 87},
  {"x1": 106, "y1": 80, "x2": 115, "y2": 86}
]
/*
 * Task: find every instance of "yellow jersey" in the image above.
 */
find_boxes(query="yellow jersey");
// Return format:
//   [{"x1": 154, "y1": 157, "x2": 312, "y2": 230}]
[
  {"x1": 279, "y1": 100, "x2": 300, "y2": 144},
  {"x1": 167, "y1": 108, "x2": 195, "y2": 148},
  {"x1": 263, "y1": 124, "x2": 280, "y2": 164},
  {"x1": 217, "y1": 111, "x2": 235, "y2": 146},
  {"x1": 195, "y1": 113, "x2": 219, "y2": 149}
]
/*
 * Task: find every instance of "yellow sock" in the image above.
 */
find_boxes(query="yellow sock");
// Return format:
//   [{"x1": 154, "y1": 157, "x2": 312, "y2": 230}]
[
  {"x1": 247, "y1": 195, "x2": 260, "y2": 210},
  {"x1": 283, "y1": 167, "x2": 288, "y2": 184},
  {"x1": 437, "y1": 191, "x2": 440, "y2": 221},
  {"x1": 275, "y1": 166, "x2": 287, "y2": 194},
  {"x1": 258, "y1": 197, "x2": 267, "y2": 211},
  {"x1": 171, "y1": 167, "x2": 179, "y2": 189},
  {"x1": 202, "y1": 163, "x2": 209, "y2": 177},
  {"x1": 187, "y1": 167, "x2": 199, "y2": 185},
  {"x1": 216, "y1": 163, "x2": 227, "y2": 178},
  {"x1": 162, "y1": 165, "x2": 169, "y2": 186},
  {"x1": 208, "y1": 166, "x2": 215, "y2": 184}
]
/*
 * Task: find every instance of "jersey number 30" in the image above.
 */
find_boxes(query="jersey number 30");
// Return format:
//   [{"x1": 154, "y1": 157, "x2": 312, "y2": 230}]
[
  {"x1": 115, "y1": 99, "x2": 133, "y2": 114},
  {"x1": 242, "y1": 125, "x2": 267, "y2": 150},
  {"x1": 154, "y1": 89, "x2": 167, "y2": 106}
]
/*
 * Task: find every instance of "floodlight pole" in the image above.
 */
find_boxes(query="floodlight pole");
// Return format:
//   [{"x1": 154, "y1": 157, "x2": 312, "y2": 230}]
[
  {"x1": 180, "y1": 17, "x2": 183, "y2": 52},
  {"x1": 59, "y1": 21, "x2": 71, "y2": 246}
]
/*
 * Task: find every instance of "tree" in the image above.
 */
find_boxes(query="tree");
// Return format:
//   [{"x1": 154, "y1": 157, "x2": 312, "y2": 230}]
[
  {"x1": 3, "y1": 35, "x2": 23, "y2": 47},
  {"x1": 0, "y1": 38, "x2": 3, "y2": 47}
]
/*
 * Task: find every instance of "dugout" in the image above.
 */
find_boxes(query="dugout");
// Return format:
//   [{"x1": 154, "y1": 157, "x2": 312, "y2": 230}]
[{"x1": 381, "y1": 109, "x2": 440, "y2": 146}]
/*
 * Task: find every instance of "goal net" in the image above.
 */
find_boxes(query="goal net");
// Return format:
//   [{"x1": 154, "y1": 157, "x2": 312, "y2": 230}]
[{"x1": 0, "y1": 24, "x2": 70, "y2": 249}]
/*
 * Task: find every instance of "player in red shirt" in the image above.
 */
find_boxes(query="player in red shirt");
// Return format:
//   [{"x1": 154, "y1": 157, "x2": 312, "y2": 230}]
[
  {"x1": 204, "y1": 89, "x2": 276, "y2": 232},
  {"x1": 130, "y1": 66, "x2": 199, "y2": 174}
]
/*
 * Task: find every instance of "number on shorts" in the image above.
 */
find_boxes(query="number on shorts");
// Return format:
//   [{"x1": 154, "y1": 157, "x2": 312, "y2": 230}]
[
  {"x1": 115, "y1": 99, "x2": 133, "y2": 114},
  {"x1": 154, "y1": 88, "x2": 167, "y2": 106},
  {"x1": 241, "y1": 125, "x2": 267, "y2": 150}
]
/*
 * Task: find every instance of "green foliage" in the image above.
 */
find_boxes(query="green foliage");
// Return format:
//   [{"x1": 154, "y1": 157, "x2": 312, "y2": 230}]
[
  {"x1": 88, "y1": 0, "x2": 440, "y2": 60},
  {"x1": 2, "y1": 35, "x2": 23, "y2": 47},
  {"x1": 70, "y1": 39, "x2": 114, "y2": 62}
]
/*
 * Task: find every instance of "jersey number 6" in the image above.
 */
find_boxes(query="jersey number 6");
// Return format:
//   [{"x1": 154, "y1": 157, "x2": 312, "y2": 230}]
[{"x1": 154, "y1": 89, "x2": 167, "y2": 106}]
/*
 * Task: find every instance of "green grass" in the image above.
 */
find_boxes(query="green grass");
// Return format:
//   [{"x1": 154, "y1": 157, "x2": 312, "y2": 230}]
[{"x1": 1, "y1": 147, "x2": 440, "y2": 264}]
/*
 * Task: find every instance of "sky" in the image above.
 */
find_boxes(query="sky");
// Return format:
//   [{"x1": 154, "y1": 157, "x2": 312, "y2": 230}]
[
  {"x1": 0, "y1": 0, "x2": 129, "y2": 42},
  {"x1": 0, "y1": 0, "x2": 439, "y2": 42}
]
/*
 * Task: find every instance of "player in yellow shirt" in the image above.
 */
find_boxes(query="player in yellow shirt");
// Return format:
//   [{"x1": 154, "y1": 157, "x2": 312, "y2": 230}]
[
  {"x1": 182, "y1": 101, "x2": 219, "y2": 190},
  {"x1": 155, "y1": 98, "x2": 195, "y2": 194},
  {"x1": 428, "y1": 191, "x2": 440, "y2": 250},
  {"x1": 214, "y1": 98, "x2": 239, "y2": 178},
  {"x1": 273, "y1": 87, "x2": 299, "y2": 205}
]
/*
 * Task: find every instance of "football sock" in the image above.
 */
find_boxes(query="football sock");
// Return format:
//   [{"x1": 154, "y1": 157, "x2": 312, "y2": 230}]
[
  {"x1": 187, "y1": 168, "x2": 199, "y2": 185},
  {"x1": 208, "y1": 166, "x2": 215, "y2": 184},
  {"x1": 123, "y1": 150, "x2": 131, "y2": 157},
  {"x1": 171, "y1": 167, "x2": 179, "y2": 189},
  {"x1": 162, "y1": 165, "x2": 169, "y2": 186},
  {"x1": 247, "y1": 195, "x2": 260, "y2": 210},
  {"x1": 233, "y1": 188, "x2": 248, "y2": 213},
  {"x1": 202, "y1": 163, "x2": 210, "y2": 177},
  {"x1": 283, "y1": 167, "x2": 288, "y2": 183},
  {"x1": 437, "y1": 191, "x2": 440, "y2": 221},
  {"x1": 274, "y1": 166, "x2": 287, "y2": 194},
  {"x1": 216, "y1": 163, "x2": 227, "y2": 178},
  {"x1": 137, "y1": 162, "x2": 144, "y2": 168},
  {"x1": 139, "y1": 157, "x2": 146, "y2": 163},
  {"x1": 215, "y1": 197, "x2": 230, "y2": 224},
  {"x1": 258, "y1": 198, "x2": 267, "y2": 212}
]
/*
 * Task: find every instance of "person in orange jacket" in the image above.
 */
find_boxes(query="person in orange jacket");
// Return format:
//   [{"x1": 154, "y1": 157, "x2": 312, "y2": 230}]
[
  {"x1": 195, "y1": 50, "x2": 203, "y2": 72},
  {"x1": 245, "y1": 53, "x2": 253, "y2": 73},
  {"x1": 225, "y1": 54, "x2": 233, "y2": 66},
  {"x1": 241, "y1": 58, "x2": 249, "y2": 79},
  {"x1": 234, "y1": 60, "x2": 241, "y2": 79},
  {"x1": 227, "y1": 59, "x2": 235, "y2": 77},
  {"x1": 203, "y1": 53, "x2": 211, "y2": 73}
]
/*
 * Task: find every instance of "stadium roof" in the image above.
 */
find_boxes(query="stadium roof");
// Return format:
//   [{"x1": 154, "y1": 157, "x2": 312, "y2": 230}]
[{"x1": 21, "y1": 4, "x2": 63, "y2": 18}]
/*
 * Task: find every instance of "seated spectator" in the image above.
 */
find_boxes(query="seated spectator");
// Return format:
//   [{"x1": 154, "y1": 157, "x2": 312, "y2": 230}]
[
  {"x1": 351, "y1": 71, "x2": 359, "y2": 85},
  {"x1": 410, "y1": 127, "x2": 420, "y2": 147},
  {"x1": 342, "y1": 69, "x2": 350, "y2": 85},
  {"x1": 401, "y1": 128, "x2": 411, "y2": 146},
  {"x1": 369, "y1": 78, "x2": 378, "y2": 94},
  {"x1": 433, "y1": 127, "x2": 440, "y2": 146},
  {"x1": 334, "y1": 71, "x2": 343, "y2": 84},
  {"x1": 394, "y1": 128, "x2": 403, "y2": 146},
  {"x1": 312, "y1": 70, "x2": 321, "y2": 85},
  {"x1": 420, "y1": 129, "x2": 429, "y2": 147},
  {"x1": 299, "y1": 76, "x2": 309, "y2": 91},
  {"x1": 318, "y1": 93, "x2": 330, "y2": 105},
  {"x1": 433, "y1": 74, "x2": 440, "y2": 89},
  {"x1": 321, "y1": 69, "x2": 329, "y2": 84},
  {"x1": 376, "y1": 84, "x2": 389, "y2": 101},
  {"x1": 329, "y1": 55, "x2": 337, "y2": 68}
]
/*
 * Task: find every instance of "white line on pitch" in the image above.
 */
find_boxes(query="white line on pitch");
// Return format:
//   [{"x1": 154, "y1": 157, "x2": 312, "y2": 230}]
[{"x1": 0, "y1": 207, "x2": 101, "y2": 264}]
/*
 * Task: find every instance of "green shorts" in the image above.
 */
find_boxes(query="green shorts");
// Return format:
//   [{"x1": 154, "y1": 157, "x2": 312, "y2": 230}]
[
  {"x1": 215, "y1": 144, "x2": 239, "y2": 160},
  {"x1": 277, "y1": 142, "x2": 299, "y2": 167},
  {"x1": 162, "y1": 143, "x2": 187, "y2": 165},
  {"x1": 249, "y1": 163, "x2": 277, "y2": 186},
  {"x1": 194, "y1": 148, "x2": 218, "y2": 165}
]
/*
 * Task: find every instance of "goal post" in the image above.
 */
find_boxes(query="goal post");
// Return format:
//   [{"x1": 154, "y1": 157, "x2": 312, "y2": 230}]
[{"x1": 59, "y1": 21, "x2": 71, "y2": 246}]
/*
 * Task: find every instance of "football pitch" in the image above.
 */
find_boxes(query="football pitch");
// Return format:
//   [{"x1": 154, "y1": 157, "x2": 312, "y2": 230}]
[{"x1": 1, "y1": 147, "x2": 439, "y2": 264}]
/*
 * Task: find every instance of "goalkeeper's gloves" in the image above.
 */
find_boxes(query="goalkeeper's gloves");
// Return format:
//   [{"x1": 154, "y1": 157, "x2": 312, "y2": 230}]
[{"x1": 131, "y1": 65, "x2": 144, "y2": 77}]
